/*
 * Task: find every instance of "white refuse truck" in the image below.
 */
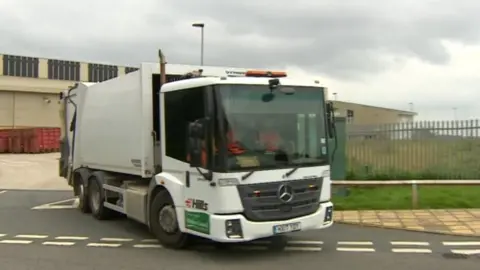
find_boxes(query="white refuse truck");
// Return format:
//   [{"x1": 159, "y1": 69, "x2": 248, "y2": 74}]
[{"x1": 58, "y1": 50, "x2": 337, "y2": 249}]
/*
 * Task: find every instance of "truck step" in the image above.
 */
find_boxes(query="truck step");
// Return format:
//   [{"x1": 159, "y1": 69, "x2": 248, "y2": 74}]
[{"x1": 104, "y1": 202, "x2": 125, "y2": 214}]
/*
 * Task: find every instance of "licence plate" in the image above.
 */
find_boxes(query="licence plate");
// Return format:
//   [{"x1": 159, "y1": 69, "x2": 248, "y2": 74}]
[{"x1": 273, "y1": 222, "x2": 301, "y2": 234}]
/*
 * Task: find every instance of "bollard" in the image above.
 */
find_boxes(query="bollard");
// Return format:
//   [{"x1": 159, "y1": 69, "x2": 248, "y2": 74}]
[{"x1": 411, "y1": 181, "x2": 418, "y2": 209}]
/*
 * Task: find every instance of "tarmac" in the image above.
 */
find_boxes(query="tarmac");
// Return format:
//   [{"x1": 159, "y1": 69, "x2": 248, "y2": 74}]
[
  {"x1": 334, "y1": 209, "x2": 480, "y2": 237},
  {"x1": 1, "y1": 153, "x2": 479, "y2": 238},
  {"x1": 0, "y1": 153, "x2": 70, "y2": 190}
]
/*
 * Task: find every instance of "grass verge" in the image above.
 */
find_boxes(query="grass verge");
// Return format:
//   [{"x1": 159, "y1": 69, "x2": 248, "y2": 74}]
[{"x1": 332, "y1": 186, "x2": 480, "y2": 210}]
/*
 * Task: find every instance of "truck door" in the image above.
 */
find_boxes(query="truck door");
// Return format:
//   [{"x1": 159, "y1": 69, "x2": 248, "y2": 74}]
[
  {"x1": 182, "y1": 86, "x2": 217, "y2": 233},
  {"x1": 162, "y1": 85, "x2": 217, "y2": 223}
]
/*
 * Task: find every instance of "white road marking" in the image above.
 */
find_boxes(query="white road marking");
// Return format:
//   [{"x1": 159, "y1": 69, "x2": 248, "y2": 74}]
[
  {"x1": 337, "y1": 247, "x2": 376, "y2": 252},
  {"x1": 442, "y1": 241, "x2": 480, "y2": 246},
  {"x1": 42, "y1": 241, "x2": 76, "y2": 246},
  {"x1": 140, "y1": 239, "x2": 158, "y2": 243},
  {"x1": 72, "y1": 198, "x2": 79, "y2": 207},
  {"x1": 288, "y1": 240, "x2": 324, "y2": 245},
  {"x1": 284, "y1": 246, "x2": 323, "y2": 252},
  {"x1": 87, "y1": 243, "x2": 122, "y2": 248},
  {"x1": 391, "y1": 248, "x2": 432, "y2": 253},
  {"x1": 4, "y1": 234, "x2": 472, "y2": 255},
  {"x1": 337, "y1": 241, "x2": 373, "y2": 246},
  {"x1": 55, "y1": 236, "x2": 89, "y2": 240},
  {"x1": 31, "y1": 198, "x2": 78, "y2": 210},
  {"x1": 390, "y1": 241, "x2": 430, "y2": 246},
  {"x1": 33, "y1": 205, "x2": 77, "y2": 210},
  {"x1": 0, "y1": 190, "x2": 6, "y2": 195},
  {"x1": 450, "y1": 249, "x2": 480, "y2": 255},
  {"x1": 0, "y1": 240, "x2": 33, "y2": 244},
  {"x1": 15, "y1": 234, "x2": 48, "y2": 239},
  {"x1": 100, "y1": 238, "x2": 134, "y2": 242},
  {"x1": 133, "y1": 244, "x2": 163, "y2": 249}
]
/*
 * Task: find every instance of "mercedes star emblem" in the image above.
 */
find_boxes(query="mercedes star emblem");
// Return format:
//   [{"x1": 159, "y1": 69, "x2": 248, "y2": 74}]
[{"x1": 277, "y1": 184, "x2": 294, "y2": 203}]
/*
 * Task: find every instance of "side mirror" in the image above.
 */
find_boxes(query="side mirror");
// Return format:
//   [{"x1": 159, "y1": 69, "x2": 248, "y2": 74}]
[
  {"x1": 187, "y1": 119, "x2": 207, "y2": 167},
  {"x1": 188, "y1": 119, "x2": 206, "y2": 139},
  {"x1": 279, "y1": 86, "x2": 296, "y2": 95},
  {"x1": 326, "y1": 102, "x2": 335, "y2": 138},
  {"x1": 187, "y1": 137, "x2": 203, "y2": 167},
  {"x1": 326, "y1": 102, "x2": 334, "y2": 117},
  {"x1": 261, "y1": 92, "x2": 275, "y2": 102}
]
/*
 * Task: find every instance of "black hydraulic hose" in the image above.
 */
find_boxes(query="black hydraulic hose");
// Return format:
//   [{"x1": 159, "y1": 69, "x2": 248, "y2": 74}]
[
  {"x1": 330, "y1": 122, "x2": 338, "y2": 163},
  {"x1": 63, "y1": 84, "x2": 79, "y2": 174}
]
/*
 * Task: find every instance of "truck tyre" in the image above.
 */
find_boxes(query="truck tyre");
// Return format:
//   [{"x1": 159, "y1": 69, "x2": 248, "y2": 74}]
[
  {"x1": 88, "y1": 176, "x2": 113, "y2": 220},
  {"x1": 149, "y1": 190, "x2": 189, "y2": 249},
  {"x1": 76, "y1": 177, "x2": 91, "y2": 213}
]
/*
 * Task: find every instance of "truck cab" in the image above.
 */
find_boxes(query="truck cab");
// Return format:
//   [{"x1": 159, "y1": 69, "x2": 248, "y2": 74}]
[{"x1": 167, "y1": 71, "x2": 335, "y2": 242}]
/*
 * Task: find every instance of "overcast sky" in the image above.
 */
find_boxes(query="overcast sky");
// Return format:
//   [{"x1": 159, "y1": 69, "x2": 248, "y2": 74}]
[{"x1": 0, "y1": 0, "x2": 479, "y2": 120}]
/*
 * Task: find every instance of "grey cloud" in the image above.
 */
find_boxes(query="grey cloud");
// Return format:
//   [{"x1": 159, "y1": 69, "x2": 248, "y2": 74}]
[
  {"x1": 0, "y1": 0, "x2": 479, "y2": 79},
  {"x1": 160, "y1": 0, "x2": 480, "y2": 76}
]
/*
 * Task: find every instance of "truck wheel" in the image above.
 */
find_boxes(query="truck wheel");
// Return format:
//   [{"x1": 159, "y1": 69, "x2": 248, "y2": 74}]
[
  {"x1": 76, "y1": 177, "x2": 91, "y2": 213},
  {"x1": 88, "y1": 176, "x2": 113, "y2": 220},
  {"x1": 149, "y1": 190, "x2": 189, "y2": 249}
]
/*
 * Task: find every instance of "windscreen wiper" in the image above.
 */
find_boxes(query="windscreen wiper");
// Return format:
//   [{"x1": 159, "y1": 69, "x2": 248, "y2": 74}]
[
  {"x1": 284, "y1": 166, "x2": 299, "y2": 178},
  {"x1": 241, "y1": 170, "x2": 255, "y2": 180}
]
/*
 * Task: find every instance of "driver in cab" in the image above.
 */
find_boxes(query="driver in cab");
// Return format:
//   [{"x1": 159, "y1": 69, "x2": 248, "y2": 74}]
[
  {"x1": 257, "y1": 121, "x2": 281, "y2": 152},
  {"x1": 187, "y1": 129, "x2": 245, "y2": 167}
]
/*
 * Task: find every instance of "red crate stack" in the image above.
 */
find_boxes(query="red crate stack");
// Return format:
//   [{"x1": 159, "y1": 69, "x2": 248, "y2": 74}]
[
  {"x1": 53, "y1": 127, "x2": 60, "y2": 150},
  {"x1": 43, "y1": 127, "x2": 60, "y2": 152},
  {"x1": 44, "y1": 128, "x2": 53, "y2": 151},
  {"x1": 40, "y1": 128, "x2": 50, "y2": 152},
  {"x1": 0, "y1": 127, "x2": 61, "y2": 154},
  {"x1": 23, "y1": 128, "x2": 42, "y2": 153},
  {"x1": 8, "y1": 129, "x2": 24, "y2": 153},
  {"x1": 0, "y1": 129, "x2": 10, "y2": 153}
]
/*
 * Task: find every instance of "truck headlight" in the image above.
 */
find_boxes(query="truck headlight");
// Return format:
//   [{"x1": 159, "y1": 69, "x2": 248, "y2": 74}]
[
  {"x1": 218, "y1": 178, "x2": 239, "y2": 187},
  {"x1": 324, "y1": 206, "x2": 333, "y2": 223},
  {"x1": 225, "y1": 219, "x2": 243, "y2": 239}
]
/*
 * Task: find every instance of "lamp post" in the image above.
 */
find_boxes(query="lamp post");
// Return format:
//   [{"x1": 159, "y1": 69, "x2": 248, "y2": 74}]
[
  {"x1": 408, "y1": 102, "x2": 414, "y2": 111},
  {"x1": 192, "y1": 23, "x2": 205, "y2": 66}
]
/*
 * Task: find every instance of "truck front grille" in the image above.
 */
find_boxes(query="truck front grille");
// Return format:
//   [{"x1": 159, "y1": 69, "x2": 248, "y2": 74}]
[{"x1": 236, "y1": 178, "x2": 323, "y2": 222}]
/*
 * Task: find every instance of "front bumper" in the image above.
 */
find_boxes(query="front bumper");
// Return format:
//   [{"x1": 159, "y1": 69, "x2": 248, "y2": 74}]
[{"x1": 188, "y1": 201, "x2": 333, "y2": 243}]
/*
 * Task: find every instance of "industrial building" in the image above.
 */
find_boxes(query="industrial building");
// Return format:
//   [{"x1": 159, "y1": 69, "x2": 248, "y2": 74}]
[
  {"x1": 0, "y1": 53, "x2": 416, "y2": 129},
  {"x1": 333, "y1": 100, "x2": 416, "y2": 125}
]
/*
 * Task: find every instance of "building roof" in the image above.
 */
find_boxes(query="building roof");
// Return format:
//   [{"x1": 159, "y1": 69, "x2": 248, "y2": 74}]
[
  {"x1": 332, "y1": 100, "x2": 417, "y2": 116},
  {"x1": 0, "y1": 52, "x2": 417, "y2": 116}
]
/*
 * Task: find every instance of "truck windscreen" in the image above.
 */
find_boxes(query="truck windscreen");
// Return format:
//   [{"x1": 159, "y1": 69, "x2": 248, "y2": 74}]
[{"x1": 217, "y1": 84, "x2": 329, "y2": 171}]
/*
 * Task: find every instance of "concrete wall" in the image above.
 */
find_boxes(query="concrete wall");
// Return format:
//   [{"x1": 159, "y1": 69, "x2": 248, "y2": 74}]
[
  {"x1": 0, "y1": 73, "x2": 70, "y2": 128},
  {"x1": 0, "y1": 53, "x2": 134, "y2": 129},
  {"x1": 0, "y1": 91, "x2": 60, "y2": 129}
]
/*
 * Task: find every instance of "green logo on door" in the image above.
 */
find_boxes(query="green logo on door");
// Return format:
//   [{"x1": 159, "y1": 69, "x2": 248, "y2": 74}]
[{"x1": 185, "y1": 210, "x2": 210, "y2": 235}]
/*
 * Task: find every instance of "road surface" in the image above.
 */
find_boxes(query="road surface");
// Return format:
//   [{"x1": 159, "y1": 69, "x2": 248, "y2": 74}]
[{"x1": 1, "y1": 189, "x2": 479, "y2": 270}]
